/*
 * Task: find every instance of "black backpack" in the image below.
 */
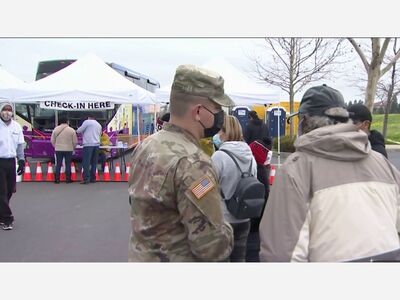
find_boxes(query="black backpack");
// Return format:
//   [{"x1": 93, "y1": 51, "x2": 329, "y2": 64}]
[{"x1": 219, "y1": 149, "x2": 266, "y2": 219}]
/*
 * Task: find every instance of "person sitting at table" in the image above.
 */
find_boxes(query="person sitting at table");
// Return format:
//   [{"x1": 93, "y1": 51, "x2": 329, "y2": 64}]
[{"x1": 98, "y1": 129, "x2": 111, "y2": 172}]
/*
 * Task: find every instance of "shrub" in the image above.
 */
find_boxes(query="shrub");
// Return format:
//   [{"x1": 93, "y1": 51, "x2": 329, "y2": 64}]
[{"x1": 273, "y1": 135, "x2": 296, "y2": 153}]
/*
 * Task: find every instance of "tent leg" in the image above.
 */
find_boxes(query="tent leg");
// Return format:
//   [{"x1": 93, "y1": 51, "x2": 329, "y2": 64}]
[{"x1": 136, "y1": 106, "x2": 141, "y2": 144}]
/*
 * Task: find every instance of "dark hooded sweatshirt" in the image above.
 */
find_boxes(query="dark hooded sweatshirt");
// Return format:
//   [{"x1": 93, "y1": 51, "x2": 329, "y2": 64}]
[
  {"x1": 243, "y1": 118, "x2": 269, "y2": 144},
  {"x1": 369, "y1": 129, "x2": 388, "y2": 158}
]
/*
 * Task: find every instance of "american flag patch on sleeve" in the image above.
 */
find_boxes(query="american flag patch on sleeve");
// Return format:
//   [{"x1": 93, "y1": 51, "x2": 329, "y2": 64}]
[{"x1": 191, "y1": 175, "x2": 215, "y2": 200}]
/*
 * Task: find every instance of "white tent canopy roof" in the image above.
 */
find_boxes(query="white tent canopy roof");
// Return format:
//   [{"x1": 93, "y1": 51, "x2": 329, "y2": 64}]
[
  {"x1": 0, "y1": 67, "x2": 26, "y2": 88},
  {"x1": 0, "y1": 67, "x2": 29, "y2": 101},
  {"x1": 155, "y1": 58, "x2": 280, "y2": 105},
  {"x1": 2, "y1": 53, "x2": 156, "y2": 105}
]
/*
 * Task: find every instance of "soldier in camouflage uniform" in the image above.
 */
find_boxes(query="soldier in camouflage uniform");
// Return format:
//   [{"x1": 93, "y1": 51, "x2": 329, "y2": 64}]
[{"x1": 128, "y1": 64, "x2": 235, "y2": 262}]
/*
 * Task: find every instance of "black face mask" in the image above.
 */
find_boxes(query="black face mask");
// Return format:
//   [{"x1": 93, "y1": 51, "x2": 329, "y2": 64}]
[{"x1": 199, "y1": 105, "x2": 224, "y2": 138}]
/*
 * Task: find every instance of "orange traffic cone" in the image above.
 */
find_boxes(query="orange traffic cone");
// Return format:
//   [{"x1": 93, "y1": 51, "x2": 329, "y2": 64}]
[
  {"x1": 113, "y1": 162, "x2": 122, "y2": 182},
  {"x1": 269, "y1": 165, "x2": 276, "y2": 185},
  {"x1": 46, "y1": 162, "x2": 55, "y2": 182},
  {"x1": 23, "y1": 161, "x2": 32, "y2": 182},
  {"x1": 103, "y1": 162, "x2": 111, "y2": 182},
  {"x1": 95, "y1": 167, "x2": 99, "y2": 182},
  {"x1": 124, "y1": 163, "x2": 131, "y2": 182},
  {"x1": 71, "y1": 162, "x2": 77, "y2": 181},
  {"x1": 34, "y1": 162, "x2": 43, "y2": 182},
  {"x1": 60, "y1": 164, "x2": 66, "y2": 181}
]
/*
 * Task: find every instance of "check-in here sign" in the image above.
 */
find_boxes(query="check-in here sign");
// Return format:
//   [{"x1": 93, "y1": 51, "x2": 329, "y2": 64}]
[{"x1": 40, "y1": 101, "x2": 114, "y2": 110}]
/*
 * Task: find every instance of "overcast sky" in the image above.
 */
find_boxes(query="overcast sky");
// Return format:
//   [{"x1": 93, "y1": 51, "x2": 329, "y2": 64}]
[{"x1": 0, "y1": 38, "x2": 365, "y2": 102}]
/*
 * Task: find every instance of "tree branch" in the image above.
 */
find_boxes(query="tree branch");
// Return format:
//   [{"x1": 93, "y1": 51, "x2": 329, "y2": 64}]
[
  {"x1": 265, "y1": 38, "x2": 290, "y2": 72},
  {"x1": 378, "y1": 38, "x2": 390, "y2": 64},
  {"x1": 348, "y1": 38, "x2": 370, "y2": 71},
  {"x1": 381, "y1": 49, "x2": 400, "y2": 76}
]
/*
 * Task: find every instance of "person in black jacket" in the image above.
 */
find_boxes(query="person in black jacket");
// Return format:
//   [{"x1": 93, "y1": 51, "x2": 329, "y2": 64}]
[
  {"x1": 243, "y1": 111, "x2": 270, "y2": 144},
  {"x1": 347, "y1": 103, "x2": 388, "y2": 158},
  {"x1": 246, "y1": 136, "x2": 272, "y2": 262}
]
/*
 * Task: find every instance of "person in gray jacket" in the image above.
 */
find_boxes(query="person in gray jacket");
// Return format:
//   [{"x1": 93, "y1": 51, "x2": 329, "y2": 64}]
[
  {"x1": 259, "y1": 84, "x2": 400, "y2": 262},
  {"x1": 51, "y1": 117, "x2": 78, "y2": 183},
  {"x1": 211, "y1": 115, "x2": 257, "y2": 262},
  {"x1": 76, "y1": 115, "x2": 102, "y2": 184}
]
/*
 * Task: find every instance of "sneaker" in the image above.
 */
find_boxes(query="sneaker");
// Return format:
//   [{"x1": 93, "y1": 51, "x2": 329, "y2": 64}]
[
  {"x1": 1, "y1": 223, "x2": 13, "y2": 230},
  {"x1": 80, "y1": 181, "x2": 89, "y2": 185}
]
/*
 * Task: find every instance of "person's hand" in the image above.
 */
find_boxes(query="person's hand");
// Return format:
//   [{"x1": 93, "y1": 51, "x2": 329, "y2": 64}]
[{"x1": 17, "y1": 159, "x2": 25, "y2": 175}]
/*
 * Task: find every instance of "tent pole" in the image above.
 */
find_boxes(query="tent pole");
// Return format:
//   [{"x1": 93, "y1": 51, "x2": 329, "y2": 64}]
[
  {"x1": 277, "y1": 103, "x2": 281, "y2": 168},
  {"x1": 153, "y1": 104, "x2": 157, "y2": 134},
  {"x1": 136, "y1": 106, "x2": 141, "y2": 144},
  {"x1": 55, "y1": 109, "x2": 58, "y2": 126}
]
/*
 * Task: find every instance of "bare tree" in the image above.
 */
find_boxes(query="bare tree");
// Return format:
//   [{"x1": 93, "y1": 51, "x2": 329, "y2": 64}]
[
  {"x1": 348, "y1": 38, "x2": 400, "y2": 111},
  {"x1": 375, "y1": 39, "x2": 400, "y2": 139},
  {"x1": 252, "y1": 38, "x2": 344, "y2": 137}
]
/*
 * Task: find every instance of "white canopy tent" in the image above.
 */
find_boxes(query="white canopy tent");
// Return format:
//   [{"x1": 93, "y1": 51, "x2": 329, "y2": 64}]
[
  {"x1": 155, "y1": 58, "x2": 280, "y2": 105},
  {"x1": 0, "y1": 66, "x2": 26, "y2": 87},
  {"x1": 0, "y1": 66, "x2": 29, "y2": 101},
  {"x1": 1, "y1": 53, "x2": 156, "y2": 106},
  {"x1": 0, "y1": 54, "x2": 157, "y2": 143}
]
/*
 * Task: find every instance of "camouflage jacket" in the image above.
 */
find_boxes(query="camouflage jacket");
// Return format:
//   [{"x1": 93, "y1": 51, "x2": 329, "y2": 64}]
[{"x1": 128, "y1": 123, "x2": 234, "y2": 262}]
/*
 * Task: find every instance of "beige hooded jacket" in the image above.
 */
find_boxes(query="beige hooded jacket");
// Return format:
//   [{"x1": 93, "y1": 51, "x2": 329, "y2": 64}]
[{"x1": 259, "y1": 123, "x2": 400, "y2": 262}]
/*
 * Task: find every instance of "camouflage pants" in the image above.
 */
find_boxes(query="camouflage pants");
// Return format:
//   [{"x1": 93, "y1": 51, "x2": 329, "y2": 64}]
[{"x1": 229, "y1": 220, "x2": 251, "y2": 262}]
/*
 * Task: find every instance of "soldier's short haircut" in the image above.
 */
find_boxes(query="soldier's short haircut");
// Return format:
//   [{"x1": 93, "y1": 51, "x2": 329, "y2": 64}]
[
  {"x1": 221, "y1": 115, "x2": 243, "y2": 142},
  {"x1": 170, "y1": 91, "x2": 210, "y2": 117}
]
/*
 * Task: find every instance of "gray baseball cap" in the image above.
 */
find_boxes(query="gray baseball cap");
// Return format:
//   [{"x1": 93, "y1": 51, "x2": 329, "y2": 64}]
[
  {"x1": 287, "y1": 84, "x2": 348, "y2": 123},
  {"x1": 171, "y1": 64, "x2": 235, "y2": 107}
]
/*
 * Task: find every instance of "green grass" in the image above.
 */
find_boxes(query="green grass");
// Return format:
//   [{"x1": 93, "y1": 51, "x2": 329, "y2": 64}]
[{"x1": 371, "y1": 114, "x2": 400, "y2": 144}]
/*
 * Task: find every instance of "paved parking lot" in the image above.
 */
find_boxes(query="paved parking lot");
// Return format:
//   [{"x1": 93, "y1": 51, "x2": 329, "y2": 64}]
[{"x1": 0, "y1": 182, "x2": 130, "y2": 262}]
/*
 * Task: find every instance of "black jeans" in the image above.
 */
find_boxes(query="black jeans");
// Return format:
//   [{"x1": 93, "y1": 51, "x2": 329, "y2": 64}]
[
  {"x1": 229, "y1": 220, "x2": 251, "y2": 262},
  {"x1": 55, "y1": 151, "x2": 73, "y2": 181},
  {"x1": 245, "y1": 231, "x2": 260, "y2": 262},
  {"x1": 0, "y1": 158, "x2": 16, "y2": 225},
  {"x1": 250, "y1": 165, "x2": 271, "y2": 232},
  {"x1": 98, "y1": 152, "x2": 107, "y2": 172}
]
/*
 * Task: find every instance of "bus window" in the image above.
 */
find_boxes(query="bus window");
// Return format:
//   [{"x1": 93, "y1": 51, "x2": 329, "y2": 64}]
[
  {"x1": 36, "y1": 60, "x2": 75, "y2": 80},
  {"x1": 15, "y1": 104, "x2": 29, "y2": 120},
  {"x1": 33, "y1": 105, "x2": 56, "y2": 132}
]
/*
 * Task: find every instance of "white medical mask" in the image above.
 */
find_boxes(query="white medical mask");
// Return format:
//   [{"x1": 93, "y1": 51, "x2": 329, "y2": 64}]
[{"x1": 0, "y1": 111, "x2": 13, "y2": 122}]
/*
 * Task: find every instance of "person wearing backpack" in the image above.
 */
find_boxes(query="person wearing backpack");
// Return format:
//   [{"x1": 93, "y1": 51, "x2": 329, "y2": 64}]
[{"x1": 211, "y1": 115, "x2": 258, "y2": 262}]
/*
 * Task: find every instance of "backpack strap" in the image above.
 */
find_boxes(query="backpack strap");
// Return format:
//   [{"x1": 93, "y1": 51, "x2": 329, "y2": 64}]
[{"x1": 219, "y1": 149, "x2": 253, "y2": 175}]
